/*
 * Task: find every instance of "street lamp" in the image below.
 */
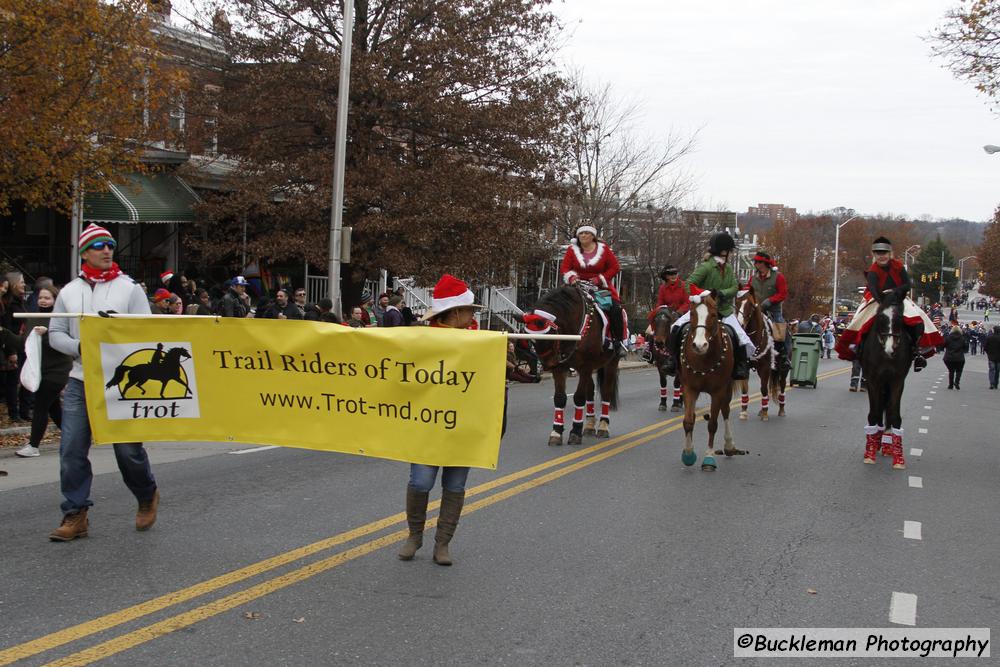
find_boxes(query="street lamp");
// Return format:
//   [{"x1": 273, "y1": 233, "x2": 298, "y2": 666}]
[
  {"x1": 984, "y1": 145, "x2": 1000, "y2": 154},
  {"x1": 831, "y1": 215, "x2": 859, "y2": 319},
  {"x1": 903, "y1": 244, "x2": 920, "y2": 270},
  {"x1": 959, "y1": 255, "x2": 977, "y2": 285}
]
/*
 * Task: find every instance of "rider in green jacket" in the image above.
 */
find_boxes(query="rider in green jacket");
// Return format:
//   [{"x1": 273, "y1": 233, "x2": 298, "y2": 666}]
[{"x1": 661, "y1": 233, "x2": 756, "y2": 379}]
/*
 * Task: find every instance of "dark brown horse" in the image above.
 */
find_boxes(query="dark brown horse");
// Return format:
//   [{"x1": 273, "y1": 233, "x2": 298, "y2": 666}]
[
  {"x1": 649, "y1": 306, "x2": 683, "y2": 412},
  {"x1": 679, "y1": 293, "x2": 743, "y2": 470},
  {"x1": 860, "y1": 290, "x2": 911, "y2": 469},
  {"x1": 734, "y1": 290, "x2": 775, "y2": 421},
  {"x1": 528, "y1": 284, "x2": 620, "y2": 446}
]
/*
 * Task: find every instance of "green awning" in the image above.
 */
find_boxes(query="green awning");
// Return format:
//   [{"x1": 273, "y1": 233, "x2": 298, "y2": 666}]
[{"x1": 84, "y1": 173, "x2": 201, "y2": 224}]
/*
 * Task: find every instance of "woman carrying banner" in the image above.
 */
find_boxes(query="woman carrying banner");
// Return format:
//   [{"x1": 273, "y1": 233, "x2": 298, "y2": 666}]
[{"x1": 398, "y1": 274, "x2": 488, "y2": 566}]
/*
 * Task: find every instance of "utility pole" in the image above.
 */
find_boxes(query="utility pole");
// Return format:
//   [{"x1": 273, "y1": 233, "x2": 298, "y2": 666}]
[
  {"x1": 939, "y1": 249, "x2": 944, "y2": 305},
  {"x1": 328, "y1": 0, "x2": 354, "y2": 315}
]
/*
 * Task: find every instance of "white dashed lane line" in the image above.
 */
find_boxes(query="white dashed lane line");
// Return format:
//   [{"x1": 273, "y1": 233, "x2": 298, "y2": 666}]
[
  {"x1": 908, "y1": 476, "x2": 923, "y2": 488},
  {"x1": 890, "y1": 592, "x2": 918, "y2": 626},
  {"x1": 921, "y1": 415, "x2": 930, "y2": 421},
  {"x1": 918, "y1": 428, "x2": 928, "y2": 434},
  {"x1": 228, "y1": 445, "x2": 281, "y2": 455},
  {"x1": 903, "y1": 521, "x2": 922, "y2": 540},
  {"x1": 910, "y1": 448, "x2": 923, "y2": 456}
]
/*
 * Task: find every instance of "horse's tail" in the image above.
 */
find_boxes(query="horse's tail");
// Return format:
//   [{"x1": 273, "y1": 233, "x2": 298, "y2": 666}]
[
  {"x1": 598, "y1": 366, "x2": 619, "y2": 410},
  {"x1": 105, "y1": 364, "x2": 131, "y2": 389}
]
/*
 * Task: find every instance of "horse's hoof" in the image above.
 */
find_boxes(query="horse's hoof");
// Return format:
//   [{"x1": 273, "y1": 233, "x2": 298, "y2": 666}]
[
  {"x1": 595, "y1": 429, "x2": 610, "y2": 439},
  {"x1": 670, "y1": 404, "x2": 682, "y2": 413},
  {"x1": 547, "y1": 435, "x2": 562, "y2": 447},
  {"x1": 701, "y1": 456, "x2": 717, "y2": 471},
  {"x1": 567, "y1": 433, "x2": 582, "y2": 445},
  {"x1": 738, "y1": 412, "x2": 748, "y2": 421},
  {"x1": 893, "y1": 462, "x2": 906, "y2": 470},
  {"x1": 582, "y1": 427, "x2": 596, "y2": 436},
  {"x1": 724, "y1": 448, "x2": 748, "y2": 456},
  {"x1": 778, "y1": 409, "x2": 786, "y2": 417},
  {"x1": 658, "y1": 404, "x2": 667, "y2": 412},
  {"x1": 760, "y1": 413, "x2": 769, "y2": 422},
  {"x1": 681, "y1": 450, "x2": 697, "y2": 466},
  {"x1": 863, "y1": 457, "x2": 876, "y2": 464}
]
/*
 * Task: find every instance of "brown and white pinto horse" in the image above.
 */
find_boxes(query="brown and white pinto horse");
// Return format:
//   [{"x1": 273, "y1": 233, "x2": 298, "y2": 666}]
[
  {"x1": 649, "y1": 306, "x2": 683, "y2": 412},
  {"x1": 527, "y1": 284, "x2": 620, "y2": 446},
  {"x1": 679, "y1": 293, "x2": 744, "y2": 470},
  {"x1": 734, "y1": 290, "x2": 779, "y2": 420}
]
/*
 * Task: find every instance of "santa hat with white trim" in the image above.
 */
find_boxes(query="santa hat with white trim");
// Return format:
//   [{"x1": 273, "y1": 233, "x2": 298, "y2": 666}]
[
  {"x1": 160, "y1": 270, "x2": 175, "y2": 282},
  {"x1": 78, "y1": 224, "x2": 115, "y2": 254},
  {"x1": 420, "y1": 274, "x2": 483, "y2": 321}
]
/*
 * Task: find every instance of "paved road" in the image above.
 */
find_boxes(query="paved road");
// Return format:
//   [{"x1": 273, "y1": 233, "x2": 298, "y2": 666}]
[{"x1": 0, "y1": 355, "x2": 997, "y2": 665}]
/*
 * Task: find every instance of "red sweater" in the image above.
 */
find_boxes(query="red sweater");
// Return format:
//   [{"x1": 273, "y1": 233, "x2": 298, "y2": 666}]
[{"x1": 656, "y1": 278, "x2": 689, "y2": 313}]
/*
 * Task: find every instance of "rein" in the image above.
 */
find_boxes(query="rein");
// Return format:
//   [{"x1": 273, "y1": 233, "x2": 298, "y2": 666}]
[{"x1": 681, "y1": 305, "x2": 730, "y2": 377}]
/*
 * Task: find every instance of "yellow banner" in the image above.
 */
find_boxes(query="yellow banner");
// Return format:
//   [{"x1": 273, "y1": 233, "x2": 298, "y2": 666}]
[{"x1": 81, "y1": 317, "x2": 507, "y2": 469}]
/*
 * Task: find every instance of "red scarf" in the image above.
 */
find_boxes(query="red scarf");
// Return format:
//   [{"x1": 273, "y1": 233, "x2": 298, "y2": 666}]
[
  {"x1": 868, "y1": 259, "x2": 903, "y2": 291},
  {"x1": 79, "y1": 262, "x2": 122, "y2": 284}
]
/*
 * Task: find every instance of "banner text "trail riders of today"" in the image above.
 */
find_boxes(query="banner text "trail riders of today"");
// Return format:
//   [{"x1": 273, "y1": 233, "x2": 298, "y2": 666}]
[{"x1": 82, "y1": 318, "x2": 507, "y2": 469}]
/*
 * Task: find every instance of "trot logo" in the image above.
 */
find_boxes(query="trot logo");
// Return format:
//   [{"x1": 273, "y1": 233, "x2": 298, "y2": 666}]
[{"x1": 101, "y1": 342, "x2": 200, "y2": 420}]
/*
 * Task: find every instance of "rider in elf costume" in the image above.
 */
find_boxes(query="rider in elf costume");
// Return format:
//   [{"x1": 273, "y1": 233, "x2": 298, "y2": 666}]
[
  {"x1": 662, "y1": 233, "x2": 756, "y2": 380},
  {"x1": 834, "y1": 236, "x2": 943, "y2": 371},
  {"x1": 560, "y1": 225, "x2": 628, "y2": 356},
  {"x1": 744, "y1": 251, "x2": 791, "y2": 362}
]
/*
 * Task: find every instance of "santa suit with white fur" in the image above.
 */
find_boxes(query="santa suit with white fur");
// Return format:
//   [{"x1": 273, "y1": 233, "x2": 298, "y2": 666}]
[{"x1": 560, "y1": 238, "x2": 621, "y2": 301}]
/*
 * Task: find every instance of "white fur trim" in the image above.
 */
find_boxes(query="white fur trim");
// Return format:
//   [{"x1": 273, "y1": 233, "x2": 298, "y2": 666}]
[
  {"x1": 892, "y1": 427, "x2": 904, "y2": 437},
  {"x1": 689, "y1": 294, "x2": 703, "y2": 304},
  {"x1": 431, "y1": 290, "x2": 475, "y2": 312},
  {"x1": 864, "y1": 424, "x2": 882, "y2": 435},
  {"x1": 570, "y1": 241, "x2": 606, "y2": 268},
  {"x1": 575, "y1": 225, "x2": 598, "y2": 238},
  {"x1": 534, "y1": 309, "x2": 557, "y2": 322},
  {"x1": 598, "y1": 274, "x2": 608, "y2": 287},
  {"x1": 563, "y1": 270, "x2": 579, "y2": 284}
]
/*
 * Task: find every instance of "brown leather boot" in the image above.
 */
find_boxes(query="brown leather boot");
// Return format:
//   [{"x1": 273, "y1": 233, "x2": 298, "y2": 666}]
[
  {"x1": 433, "y1": 489, "x2": 465, "y2": 566},
  {"x1": 49, "y1": 509, "x2": 89, "y2": 542},
  {"x1": 397, "y1": 487, "x2": 429, "y2": 561},
  {"x1": 135, "y1": 489, "x2": 159, "y2": 531}
]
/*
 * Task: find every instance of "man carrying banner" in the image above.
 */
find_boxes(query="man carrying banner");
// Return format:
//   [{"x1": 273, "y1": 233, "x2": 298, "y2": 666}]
[
  {"x1": 47, "y1": 224, "x2": 160, "y2": 541},
  {"x1": 398, "y1": 274, "x2": 486, "y2": 566}
]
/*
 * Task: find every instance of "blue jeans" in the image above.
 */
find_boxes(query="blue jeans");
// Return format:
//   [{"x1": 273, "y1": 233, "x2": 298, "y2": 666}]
[
  {"x1": 989, "y1": 360, "x2": 999, "y2": 388},
  {"x1": 59, "y1": 378, "x2": 157, "y2": 514},
  {"x1": 408, "y1": 465, "x2": 469, "y2": 493}
]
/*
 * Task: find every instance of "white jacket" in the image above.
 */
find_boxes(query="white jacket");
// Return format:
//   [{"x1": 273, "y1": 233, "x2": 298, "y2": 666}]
[{"x1": 50, "y1": 273, "x2": 151, "y2": 381}]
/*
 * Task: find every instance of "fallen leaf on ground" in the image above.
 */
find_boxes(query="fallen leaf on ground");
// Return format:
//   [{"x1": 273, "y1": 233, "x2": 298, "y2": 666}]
[
  {"x1": 807, "y1": 588, "x2": 818, "y2": 595},
  {"x1": 293, "y1": 617, "x2": 305, "y2": 623},
  {"x1": 243, "y1": 612, "x2": 262, "y2": 620}
]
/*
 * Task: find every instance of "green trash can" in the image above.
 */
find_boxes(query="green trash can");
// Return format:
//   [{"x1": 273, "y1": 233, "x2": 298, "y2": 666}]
[{"x1": 790, "y1": 333, "x2": 823, "y2": 387}]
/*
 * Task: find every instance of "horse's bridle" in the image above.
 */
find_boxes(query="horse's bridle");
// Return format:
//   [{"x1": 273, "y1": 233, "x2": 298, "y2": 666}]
[{"x1": 534, "y1": 319, "x2": 576, "y2": 368}]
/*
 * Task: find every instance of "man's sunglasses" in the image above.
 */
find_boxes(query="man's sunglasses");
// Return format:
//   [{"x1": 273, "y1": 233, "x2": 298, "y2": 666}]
[{"x1": 87, "y1": 241, "x2": 116, "y2": 251}]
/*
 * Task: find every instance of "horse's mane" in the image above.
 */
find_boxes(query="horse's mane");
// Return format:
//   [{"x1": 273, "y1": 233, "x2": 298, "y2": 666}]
[{"x1": 535, "y1": 284, "x2": 581, "y2": 315}]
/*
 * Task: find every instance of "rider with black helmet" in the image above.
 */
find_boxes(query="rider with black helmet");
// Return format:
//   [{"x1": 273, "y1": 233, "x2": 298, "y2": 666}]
[{"x1": 661, "y1": 232, "x2": 755, "y2": 380}]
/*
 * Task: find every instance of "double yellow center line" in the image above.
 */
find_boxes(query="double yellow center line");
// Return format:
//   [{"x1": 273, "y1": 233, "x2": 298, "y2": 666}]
[{"x1": 1, "y1": 367, "x2": 849, "y2": 666}]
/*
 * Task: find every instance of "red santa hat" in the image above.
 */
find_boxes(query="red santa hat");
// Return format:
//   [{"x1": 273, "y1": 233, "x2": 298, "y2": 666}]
[
  {"x1": 160, "y1": 270, "x2": 175, "y2": 282},
  {"x1": 420, "y1": 274, "x2": 483, "y2": 321}
]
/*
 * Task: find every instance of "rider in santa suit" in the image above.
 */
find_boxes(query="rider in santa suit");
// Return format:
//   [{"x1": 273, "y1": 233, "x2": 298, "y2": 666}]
[
  {"x1": 835, "y1": 236, "x2": 943, "y2": 371},
  {"x1": 560, "y1": 225, "x2": 628, "y2": 356},
  {"x1": 661, "y1": 232, "x2": 755, "y2": 380}
]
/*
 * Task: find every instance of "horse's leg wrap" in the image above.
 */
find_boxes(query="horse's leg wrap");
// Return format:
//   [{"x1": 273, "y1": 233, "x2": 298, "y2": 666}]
[
  {"x1": 863, "y1": 424, "x2": 882, "y2": 463},
  {"x1": 778, "y1": 392, "x2": 785, "y2": 406},
  {"x1": 891, "y1": 427, "x2": 906, "y2": 469},
  {"x1": 740, "y1": 392, "x2": 749, "y2": 410},
  {"x1": 571, "y1": 402, "x2": 585, "y2": 433},
  {"x1": 552, "y1": 392, "x2": 567, "y2": 433},
  {"x1": 585, "y1": 400, "x2": 595, "y2": 418},
  {"x1": 760, "y1": 396, "x2": 769, "y2": 411},
  {"x1": 600, "y1": 401, "x2": 610, "y2": 421},
  {"x1": 880, "y1": 430, "x2": 894, "y2": 457}
]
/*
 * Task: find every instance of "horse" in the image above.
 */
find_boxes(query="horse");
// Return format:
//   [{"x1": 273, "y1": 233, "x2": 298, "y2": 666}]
[
  {"x1": 106, "y1": 347, "x2": 193, "y2": 399},
  {"x1": 678, "y1": 292, "x2": 744, "y2": 470},
  {"x1": 859, "y1": 291, "x2": 911, "y2": 469},
  {"x1": 527, "y1": 284, "x2": 620, "y2": 446},
  {"x1": 734, "y1": 290, "x2": 776, "y2": 421},
  {"x1": 649, "y1": 306, "x2": 683, "y2": 412}
]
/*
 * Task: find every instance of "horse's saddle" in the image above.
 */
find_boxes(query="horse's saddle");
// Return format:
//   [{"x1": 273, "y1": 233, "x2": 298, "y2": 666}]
[{"x1": 577, "y1": 282, "x2": 614, "y2": 313}]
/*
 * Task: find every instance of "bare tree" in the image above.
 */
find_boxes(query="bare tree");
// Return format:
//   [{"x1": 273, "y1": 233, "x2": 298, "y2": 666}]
[{"x1": 558, "y1": 74, "x2": 697, "y2": 244}]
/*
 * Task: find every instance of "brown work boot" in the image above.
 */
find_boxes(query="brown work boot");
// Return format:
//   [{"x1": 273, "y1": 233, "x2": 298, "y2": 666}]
[
  {"x1": 397, "y1": 487, "x2": 429, "y2": 561},
  {"x1": 49, "y1": 509, "x2": 89, "y2": 542},
  {"x1": 135, "y1": 489, "x2": 159, "y2": 531},
  {"x1": 433, "y1": 489, "x2": 466, "y2": 566}
]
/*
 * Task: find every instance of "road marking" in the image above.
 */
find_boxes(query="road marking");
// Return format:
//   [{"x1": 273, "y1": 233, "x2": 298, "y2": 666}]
[
  {"x1": 910, "y1": 448, "x2": 923, "y2": 456},
  {"x1": 926, "y1": 397, "x2": 934, "y2": 401},
  {"x1": 228, "y1": 446, "x2": 280, "y2": 455},
  {"x1": 908, "y1": 476, "x2": 923, "y2": 488},
  {"x1": 1, "y1": 367, "x2": 853, "y2": 666},
  {"x1": 903, "y1": 521, "x2": 922, "y2": 540},
  {"x1": 889, "y1": 592, "x2": 918, "y2": 626},
  {"x1": 929, "y1": 391, "x2": 936, "y2": 394},
  {"x1": 918, "y1": 428, "x2": 927, "y2": 434},
  {"x1": 921, "y1": 416, "x2": 930, "y2": 421},
  {"x1": 923, "y1": 405, "x2": 932, "y2": 410}
]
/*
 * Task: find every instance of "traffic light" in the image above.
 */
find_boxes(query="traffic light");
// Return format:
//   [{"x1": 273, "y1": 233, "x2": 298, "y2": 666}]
[
  {"x1": 955, "y1": 269, "x2": 960, "y2": 278},
  {"x1": 921, "y1": 274, "x2": 927, "y2": 283}
]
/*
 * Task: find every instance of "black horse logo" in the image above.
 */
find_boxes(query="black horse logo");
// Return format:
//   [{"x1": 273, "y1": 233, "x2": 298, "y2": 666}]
[{"x1": 105, "y1": 346, "x2": 193, "y2": 399}]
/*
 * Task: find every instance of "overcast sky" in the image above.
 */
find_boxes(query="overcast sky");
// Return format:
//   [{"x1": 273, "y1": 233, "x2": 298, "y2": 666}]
[{"x1": 551, "y1": 0, "x2": 999, "y2": 221}]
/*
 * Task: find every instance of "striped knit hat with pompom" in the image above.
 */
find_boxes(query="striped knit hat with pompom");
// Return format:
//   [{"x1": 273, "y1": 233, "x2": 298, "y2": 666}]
[{"x1": 78, "y1": 224, "x2": 115, "y2": 253}]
